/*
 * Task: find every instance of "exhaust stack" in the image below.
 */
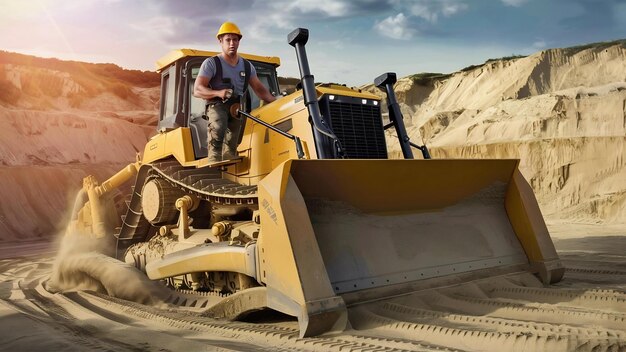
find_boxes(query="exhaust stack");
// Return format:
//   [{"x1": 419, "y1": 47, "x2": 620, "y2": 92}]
[
  {"x1": 375, "y1": 72, "x2": 431, "y2": 159},
  {"x1": 288, "y1": 28, "x2": 342, "y2": 159}
]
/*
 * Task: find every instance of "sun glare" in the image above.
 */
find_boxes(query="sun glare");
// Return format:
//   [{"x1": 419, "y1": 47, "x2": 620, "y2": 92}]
[
  {"x1": 1, "y1": 0, "x2": 51, "y2": 19},
  {"x1": 0, "y1": 0, "x2": 79, "y2": 61}
]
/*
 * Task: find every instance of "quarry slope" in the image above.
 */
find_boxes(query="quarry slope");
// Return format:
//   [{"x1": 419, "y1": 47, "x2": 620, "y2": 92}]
[{"x1": 365, "y1": 40, "x2": 626, "y2": 227}]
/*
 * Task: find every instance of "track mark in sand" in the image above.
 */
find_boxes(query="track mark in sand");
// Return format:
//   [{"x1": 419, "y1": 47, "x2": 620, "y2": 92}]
[
  {"x1": 486, "y1": 286, "x2": 626, "y2": 312},
  {"x1": 414, "y1": 286, "x2": 626, "y2": 330},
  {"x1": 351, "y1": 303, "x2": 626, "y2": 352},
  {"x1": 19, "y1": 280, "x2": 272, "y2": 352},
  {"x1": 5, "y1": 281, "x2": 141, "y2": 351},
  {"x1": 350, "y1": 308, "x2": 582, "y2": 352},
  {"x1": 74, "y1": 290, "x2": 439, "y2": 352},
  {"x1": 62, "y1": 291, "x2": 136, "y2": 325},
  {"x1": 3, "y1": 251, "x2": 625, "y2": 351},
  {"x1": 556, "y1": 264, "x2": 626, "y2": 289},
  {"x1": 376, "y1": 302, "x2": 625, "y2": 339},
  {"x1": 426, "y1": 291, "x2": 626, "y2": 331},
  {"x1": 0, "y1": 259, "x2": 18, "y2": 274},
  {"x1": 565, "y1": 266, "x2": 626, "y2": 276},
  {"x1": 0, "y1": 258, "x2": 54, "y2": 282}
]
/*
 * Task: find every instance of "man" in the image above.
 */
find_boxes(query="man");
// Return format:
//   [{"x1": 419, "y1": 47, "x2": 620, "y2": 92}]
[{"x1": 193, "y1": 21, "x2": 276, "y2": 162}]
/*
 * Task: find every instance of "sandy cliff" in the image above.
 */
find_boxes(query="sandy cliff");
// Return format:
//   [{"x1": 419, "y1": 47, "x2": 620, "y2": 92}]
[
  {"x1": 365, "y1": 41, "x2": 626, "y2": 227},
  {"x1": 0, "y1": 52, "x2": 159, "y2": 240}
]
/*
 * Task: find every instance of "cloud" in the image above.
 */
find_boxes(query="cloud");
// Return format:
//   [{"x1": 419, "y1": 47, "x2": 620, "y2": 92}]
[
  {"x1": 127, "y1": 13, "x2": 224, "y2": 46},
  {"x1": 278, "y1": 0, "x2": 391, "y2": 18},
  {"x1": 228, "y1": 0, "x2": 392, "y2": 44},
  {"x1": 501, "y1": 0, "x2": 530, "y2": 7},
  {"x1": 128, "y1": 0, "x2": 257, "y2": 44},
  {"x1": 393, "y1": 0, "x2": 468, "y2": 23},
  {"x1": 409, "y1": 4, "x2": 438, "y2": 22},
  {"x1": 371, "y1": 0, "x2": 468, "y2": 40},
  {"x1": 282, "y1": 0, "x2": 353, "y2": 17},
  {"x1": 131, "y1": 16, "x2": 181, "y2": 38},
  {"x1": 374, "y1": 13, "x2": 416, "y2": 40},
  {"x1": 153, "y1": 0, "x2": 255, "y2": 18},
  {"x1": 137, "y1": 0, "x2": 472, "y2": 46},
  {"x1": 138, "y1": 0, "x2": 379, "y2": 45}
]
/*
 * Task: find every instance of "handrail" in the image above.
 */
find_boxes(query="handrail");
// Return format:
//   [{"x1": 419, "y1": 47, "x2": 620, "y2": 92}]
[{"x1": 238, "y1": 110, "x2": 305, "y2": 159}]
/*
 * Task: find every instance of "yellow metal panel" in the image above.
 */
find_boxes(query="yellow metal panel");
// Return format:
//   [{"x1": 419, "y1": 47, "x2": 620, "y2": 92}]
[
  {"x1": 505, "y1": 170, "x2": 544, "y2": 262},
  {"x1": 229, "y1": 85, "x2": 381, "y2": 185},
  {"x1": 257, "y1": 160, "x2": 347, "y2": 336},
  {"x1": 288, "y1": 159, "x2": 517, "y2": 214},
  {"x1": 255, "y1": 88, "x2": 380, "y2": 126},
  {"x1": 142, "y1": 134, "x2": 166, "y2": 163},
  {"x1": 504, "y1": 170, "x2": 565, "y2": 283},
  {"x1": 248, "y1": 124, "x2": 273, "y2": 177},
  {"x1": 146, "y1": 247, "x2": 253, "y2": 279},
  {"x1": 257, "y1": 161, "x2": 305, "y2": 301},
  {"x1": 505, "y1": 170, "x2": 561, "y2": 263},
  {"x1": 252, "y1": 92, "x2": 308, "y2": 125},
  {"x1": 142, "y1": 128, "x2": 196, "y2": 165},
  {"x1": 257, "y1": 160, "x2": 339, "y2": 300},
  {"x1": 277, "y1": 159, "x2": 562, "y2": 288}
]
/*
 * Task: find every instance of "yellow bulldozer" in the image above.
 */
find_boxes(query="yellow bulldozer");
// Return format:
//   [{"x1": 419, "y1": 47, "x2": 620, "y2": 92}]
[{"x1": 66, "y1": 28, "x2": 564, "y2": 337}]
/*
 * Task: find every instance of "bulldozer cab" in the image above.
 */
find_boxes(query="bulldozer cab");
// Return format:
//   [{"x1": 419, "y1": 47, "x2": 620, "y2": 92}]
[{"x1": 155, "y1": 49, "x2": 281, "y2": 159}]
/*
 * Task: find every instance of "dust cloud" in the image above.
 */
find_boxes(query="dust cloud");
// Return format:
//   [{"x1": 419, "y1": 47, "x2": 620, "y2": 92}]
[{"x1": 46, "y1": 232, "x2": 170, "y2": 306}]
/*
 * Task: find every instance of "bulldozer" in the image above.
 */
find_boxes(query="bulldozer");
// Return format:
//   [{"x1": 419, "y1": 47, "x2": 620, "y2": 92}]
[{"x1": 65, "y1": 28, "x2": 564, "y2": 337}]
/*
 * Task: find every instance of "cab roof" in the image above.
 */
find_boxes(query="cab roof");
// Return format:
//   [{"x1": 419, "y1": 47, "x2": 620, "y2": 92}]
[{"x1": 156, "y1": 48, "x2": 281, "y2": 72}]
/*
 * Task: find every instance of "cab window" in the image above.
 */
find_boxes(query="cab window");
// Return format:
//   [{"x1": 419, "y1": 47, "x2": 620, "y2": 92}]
[
  {"x1": 161, "y1": 66, "x2": 177, "y2": 120},
  {"x1": 249, "y1": 63, "x2": 279, "y2": 109},
  {"x1": 189, "y1": 67, "x2": 205, "y2": 117}
]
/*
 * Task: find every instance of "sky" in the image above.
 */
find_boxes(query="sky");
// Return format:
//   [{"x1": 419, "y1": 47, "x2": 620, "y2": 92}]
[{"x1": 1, "y1": 0, "x2": 625, "y2": 86}]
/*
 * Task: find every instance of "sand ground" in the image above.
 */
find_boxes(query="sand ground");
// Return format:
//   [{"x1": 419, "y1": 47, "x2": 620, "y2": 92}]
[{"x1": 0, "y1": 222, "x2": 624, "y2": 352}]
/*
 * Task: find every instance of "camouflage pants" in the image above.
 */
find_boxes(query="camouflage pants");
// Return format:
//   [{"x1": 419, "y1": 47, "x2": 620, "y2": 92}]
[{"x1": 206, "y1": 103, "x2": 243, "y2": 162}]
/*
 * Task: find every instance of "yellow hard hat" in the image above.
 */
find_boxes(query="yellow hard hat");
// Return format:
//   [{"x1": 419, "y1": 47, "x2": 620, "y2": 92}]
[{"x1": 216, "y1": 22, "x2": 242, "y2": 39}]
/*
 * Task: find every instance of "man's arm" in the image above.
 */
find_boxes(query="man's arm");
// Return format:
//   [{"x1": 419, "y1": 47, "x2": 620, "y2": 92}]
[
  {"x1": 193, "y1": 75, "x2": 230, "y2": 101},
  {"x1": 249, "y1": 75, "x2": 276, "y2": 104}
]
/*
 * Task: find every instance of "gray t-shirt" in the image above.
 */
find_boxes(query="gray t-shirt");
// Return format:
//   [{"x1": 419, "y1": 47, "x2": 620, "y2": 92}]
[{"x1": 198, "y1": 55, "x2": 257, "y2": 97}]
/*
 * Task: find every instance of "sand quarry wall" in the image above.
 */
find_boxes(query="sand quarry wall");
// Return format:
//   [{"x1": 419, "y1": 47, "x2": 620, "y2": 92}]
[
  {"x1": 369, "y1": 43, "x2": 626, "y2": 225},
  {"x1": 0, "y1": 60, "x2": 158, "y2": 241}
]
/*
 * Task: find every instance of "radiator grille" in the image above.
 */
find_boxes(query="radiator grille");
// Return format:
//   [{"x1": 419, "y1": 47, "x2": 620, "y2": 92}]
[{"x1": 327, "y1": 99, "x2": 387, "y2": 159}]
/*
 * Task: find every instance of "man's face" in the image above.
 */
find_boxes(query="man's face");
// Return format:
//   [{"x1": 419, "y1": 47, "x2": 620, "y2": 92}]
[{"x1": 220, "y1": 34, "x2": 240, "y2": 56}]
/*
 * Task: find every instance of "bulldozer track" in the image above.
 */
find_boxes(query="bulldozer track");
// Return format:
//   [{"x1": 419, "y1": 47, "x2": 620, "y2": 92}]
[
  {"x1": 116, "y1": 158, "x2": 259, "y2": 247},
  {"x1": 163, "y1": 287, "x2": 232, "y2": 309},
  {"x1": 150, "y1": 159, "x2": 258, "y2": 205}
]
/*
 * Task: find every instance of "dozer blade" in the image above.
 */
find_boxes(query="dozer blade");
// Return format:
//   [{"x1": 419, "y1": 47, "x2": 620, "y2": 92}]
[{"x1": 256, "y1": 159, "x2": 564, "y2": 337}]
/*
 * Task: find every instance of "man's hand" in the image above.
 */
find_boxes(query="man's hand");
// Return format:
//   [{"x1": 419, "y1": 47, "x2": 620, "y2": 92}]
[
  {"x1": 220, "y1": 89, "x2": 233, "y2": 101},
  {"x1": 194, "y1": 75, "x2": 234, "y2": 102}
]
